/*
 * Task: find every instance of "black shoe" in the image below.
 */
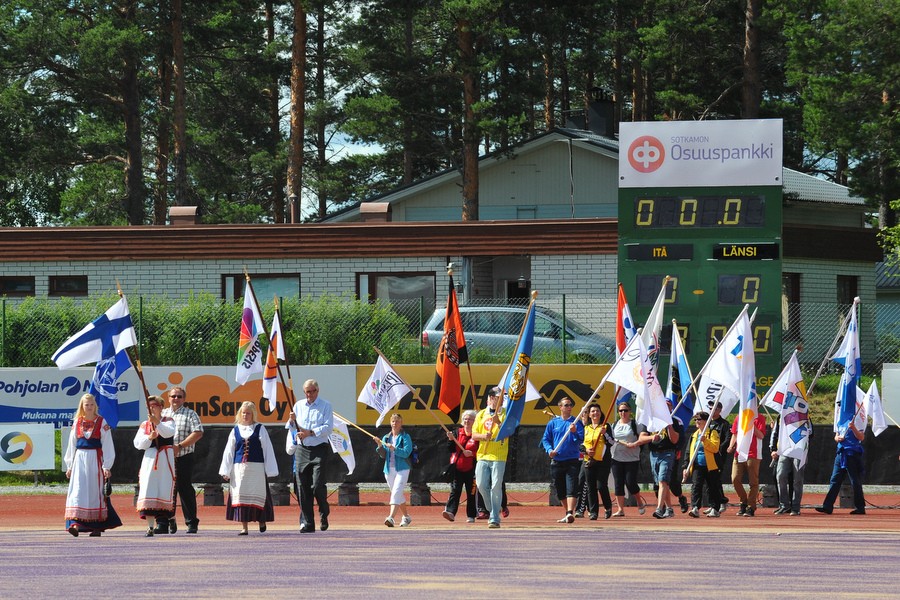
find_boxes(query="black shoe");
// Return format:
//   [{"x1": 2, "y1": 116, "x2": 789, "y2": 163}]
[
  {"x1": 815, "y1": 506, "x2": 833, "y2": 515},
  {"x1": 743, "y1": 508, "x2": 755, "y2": 517},
  {"x1": 186, "y1": 524, "x2": 198, "y2": 534},
  {"x1": 736, "y1": 503, "x2": 747, "y2": 516},
  {"x1": 168, "y1": 520, "x2": 177, "y2": 534},
  {"x1": 605, "y1": 509, "x2": 612, "y2": 520},
  {"x1": 299, "y1": 525, "x2": 315, "y2": 533},
  {"x1": 849, "y1": 508, "x2": 866, "y2": 515},
  {"x1": 153, "y1": 524, "x2": 169, "y2": 535},
  {"x1": 68, "y1": 525, "x2": 79, "y2": 537},
  {"x1": 320, "y1": 515, "x2": 329, "y2": 531},
  {"x1": 259, "y1": 523, "x2": 267, "y2": 533},
  {"x1": 773, "y1": 507, "x2": 788, "y2": 515},
  {"x1": 574, "y1": 511, "x2": 584, "y2": 519},
  {"x1": 679, "y1": 496, "x2": 689, "y2": 513},
  {"x1": 146, "y1": 527, "x2": 154, "y2": 537},
  {"x1": 88, "y1": 531, "x2": 101, "y2": 537}
]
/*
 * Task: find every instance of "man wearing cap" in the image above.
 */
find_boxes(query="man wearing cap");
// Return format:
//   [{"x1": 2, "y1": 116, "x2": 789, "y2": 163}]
[
  {"x1": 540, "y1": 397, "x2": 585, "y2": 524},
  {"x1": 684, "y1": 412, "x2": 722, "y2": 518},
  {"x1": 638, "y1": 400, "x2": 683, "y2": 519},
  {"x1": 472, "y1": 387, "x2": 509, "y2": 528}
]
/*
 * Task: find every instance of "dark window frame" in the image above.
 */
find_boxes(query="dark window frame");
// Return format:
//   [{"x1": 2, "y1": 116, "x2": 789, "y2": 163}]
[
  {"x1": 49, "y1": 275, "x2": 89, "y2": 297},
  {"x1": 0, "y1": 276, "x2": 36, "y2": 297}
]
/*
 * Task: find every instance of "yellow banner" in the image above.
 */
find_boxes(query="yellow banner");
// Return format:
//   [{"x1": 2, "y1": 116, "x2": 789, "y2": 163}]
[{"x1": 355, "y1": 364, "x2": 613, "y2": 426}]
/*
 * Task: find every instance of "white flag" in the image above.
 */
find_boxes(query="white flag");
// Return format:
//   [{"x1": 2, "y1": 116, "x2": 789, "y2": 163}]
[
  {"x1": 329, "y1": 416, "x2": 356, "y2": 475},
  {"x1": 763, "y1": 352, "x2": 811, "y2": 467},
  {"x1": 236, "y1": 282, "x2": 266, "y2": 385},
  {"x1": 640, "y1": 279, "x2": 668, "y2": 377},
  {"x1": 697, "y1": 308, "x2": 752, "y2": 416},
  {"x1": 357, "y1": 356, "x2": 412, "y2": 427},
  {"x1": 863, "y1": 381, "x2": 887, "y2": 437},
  {"x1": 262, "y1": 311, "x2": 285, "y2": 412},
  {"x1": 52, "y1": 297, "x2": 137, "y2": 369},
  {"x1": 606, "y1": 334, "x2": 671, "y2": 431}
]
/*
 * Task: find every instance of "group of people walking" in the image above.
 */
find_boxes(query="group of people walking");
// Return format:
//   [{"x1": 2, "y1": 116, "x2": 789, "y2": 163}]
[{"x1": 63, "y1": 384, "x2": 869, "y2": 536}]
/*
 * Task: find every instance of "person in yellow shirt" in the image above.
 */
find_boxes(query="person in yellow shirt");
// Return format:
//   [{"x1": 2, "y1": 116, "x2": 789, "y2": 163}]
[
  {"x1": 683, "y1": 412, "x2": 722, "y2": 518},
  {"x1": 582, "y1": 403, "x2": 615, "y2": 520},
  {"x1": 472, "y1": 387, "x2": 509, "y2": 528}
]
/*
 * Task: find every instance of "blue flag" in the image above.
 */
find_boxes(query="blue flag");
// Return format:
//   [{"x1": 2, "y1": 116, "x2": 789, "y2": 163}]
[
  {"x1": 495, "y1": 303, "x2": 536, "y2": 441},
  {"x1": 831, "y1": 300, "x2": 860, "y2": 431},
  {"x1": 666, "y1": 326, "x2": 695, "y2": 425},
  {"x1": 88, "y1": 349, "x2": 133, "y2": 428}
]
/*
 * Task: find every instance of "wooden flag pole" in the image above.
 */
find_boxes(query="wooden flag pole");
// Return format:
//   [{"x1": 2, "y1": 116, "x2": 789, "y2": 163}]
[
  {"x1": 372, "y1": 346, "x2": 465, "y2": 452},
  {"x1": 807, "y1": 302, "x2": 854, "y2": 396},
  {"x1": 272, "y1": 296, "x2": 297, "y2": 408},
  {"x1": 333, "y1": 411, "x2": 381, "y2": 443},
  {"x1": 447, "y1": 266, "x2": 478, "y2": 421},
  {"x1": 115, "y1": 280, "x2": 154, "y2": 423}
]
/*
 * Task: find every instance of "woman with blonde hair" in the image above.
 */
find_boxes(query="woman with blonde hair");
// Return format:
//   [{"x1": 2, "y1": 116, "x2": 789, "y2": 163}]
[
  {"x1": 133, "y1": 395, "x2": 177, "y2": 536},
  {"x1": 219, "y1": 401, "x2": 278, "y2": 535},
  {"x1": 378, "y1": 413, "x2": 413, "y2": 527},
  {"x1": 64, "y1": 393, "x2": 122, "y2": 536}
]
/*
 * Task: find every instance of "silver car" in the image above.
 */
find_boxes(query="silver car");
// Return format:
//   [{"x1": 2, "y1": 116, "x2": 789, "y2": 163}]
[{"x1": 421, "y1": 305, "x2": 615, "y2": 363}]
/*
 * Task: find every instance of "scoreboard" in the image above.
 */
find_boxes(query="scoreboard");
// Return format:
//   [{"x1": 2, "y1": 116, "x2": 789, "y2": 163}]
[{"x1": 618, "y1": 120, "x2": 784, "y2": 393}]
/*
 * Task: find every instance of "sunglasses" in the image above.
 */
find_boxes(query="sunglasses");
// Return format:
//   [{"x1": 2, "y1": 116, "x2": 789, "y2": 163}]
[{"x1": 618, "y1": 408, "x2": 630, "y2": 413}]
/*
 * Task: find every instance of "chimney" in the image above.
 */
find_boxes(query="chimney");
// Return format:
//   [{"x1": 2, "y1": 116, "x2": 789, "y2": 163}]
[
  {"x1": 586, "y1": 87, "x2": 616, "y2": 138},
  {"x1": 359, "y1": 202, "x2": 392, "y2": 223},
  {"x1": 168, "y1": 206, "x2": 199, "y2": 226}
]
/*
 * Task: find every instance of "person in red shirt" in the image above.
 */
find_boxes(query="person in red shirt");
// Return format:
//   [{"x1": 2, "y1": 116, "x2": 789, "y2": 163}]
[
  {"x1": 727, "y1": 413, "x2": 767, "y2": 517},
  {"x1": 442, "y1": 410, "x2": 479, "y2": 523}
]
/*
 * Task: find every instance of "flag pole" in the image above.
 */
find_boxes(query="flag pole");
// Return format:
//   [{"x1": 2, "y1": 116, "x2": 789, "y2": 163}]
[
  {"x1": 242, "y1": 271, "x2": 293, "y2": 414},
  {"x1": 115, "y1": 280, "x2": 154, "y2": 421},
  {"x1": 499, "y1": 291, "x2": 538, "y2": 399},
  {"x1": 333, "y1": 411, "x2": 381, "y2": 443},
  {"x1": 807, "y1": 300, "x2": 855, "y2": 395},
  {"x1": 273, "y1": 296, "x2": 297, "y2": 407},
  {"x1": 372, "y1": 346, "x2": 465, "y2": 452}
]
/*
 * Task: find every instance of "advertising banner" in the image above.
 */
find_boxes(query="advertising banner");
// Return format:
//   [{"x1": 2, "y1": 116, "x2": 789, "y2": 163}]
[
  {"x1": 0, "y1": 423, "x2": 55, "y2": 471},
  {"x1": 619, "y1": 119, "x2": 783, "y2": 188}
]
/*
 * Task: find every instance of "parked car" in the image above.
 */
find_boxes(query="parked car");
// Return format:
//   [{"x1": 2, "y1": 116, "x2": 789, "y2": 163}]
[{"x1": 421, "y1": 305, "x2": 615, "y2": 363}]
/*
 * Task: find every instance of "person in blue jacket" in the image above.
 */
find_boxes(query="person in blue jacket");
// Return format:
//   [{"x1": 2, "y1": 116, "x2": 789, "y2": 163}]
[
  {"x1": 541, "y1": 397, "x2": 585, "y2": 524},
  {"x1": 379, "y1": 413, "x2": 413, "y2": 527},
  {"x1": 816, "y1": 418, "x2": 867, "y2": 515}
]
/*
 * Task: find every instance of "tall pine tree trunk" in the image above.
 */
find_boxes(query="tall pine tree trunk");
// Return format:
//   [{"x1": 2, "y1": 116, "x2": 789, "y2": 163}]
[
  {"x1": 266, "y1": 0, "x2": 285, "y2": 223},
  {"x1": 287, "y1": 0, "x2": 307, "y2": 223},
  {"x1": 154, "y1": 1, "x2": 173, "y2": 225},
  {"x1": 315, "y1": 6, "x2": 327, "y2": 219},
  {"x1": 172, "y1": 0, "x2": 188, "y2": 206},
  {"x1": 742, "y1": 0, "x2": 762, "y2": 118},
  {"x1": 457, "y1": 17, "x2": 479, "y2": 221},
  {"x1": 121, "y1": 0, "x2": 145, "y2": 225}
]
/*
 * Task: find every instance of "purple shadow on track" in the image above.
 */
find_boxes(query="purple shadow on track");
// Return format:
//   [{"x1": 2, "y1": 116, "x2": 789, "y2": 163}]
[{"x1": 1, "y1": 529, "x2": 896, "y2": 598}]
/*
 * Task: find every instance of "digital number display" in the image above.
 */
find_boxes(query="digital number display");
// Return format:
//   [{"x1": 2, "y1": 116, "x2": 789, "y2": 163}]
[
  {"x1": 657, "y1": 323, "x2": 690, "y2": 355},
  {"x1": 634, "y1": 195, "x2": 765, "y2": 228},
  {"x1": 636, "y1": 275, "x2": 679, "y2": 306},
  {"x1": 718, "y1": 275, "x2": 761, "y2": 305},
  {"x1": 707, "y1": 323, "x2": 772, "y2": 354}
]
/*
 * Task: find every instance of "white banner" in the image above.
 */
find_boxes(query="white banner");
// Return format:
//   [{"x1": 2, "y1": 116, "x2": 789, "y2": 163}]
[
  {"x1": 0, "y1": 423, "x2": 55, "y2": 471},
  {"x1": 619, "y1": 119, "x2": 783, "y2": 188}
]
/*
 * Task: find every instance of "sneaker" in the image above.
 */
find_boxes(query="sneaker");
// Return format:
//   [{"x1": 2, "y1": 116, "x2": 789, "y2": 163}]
[
  {"x1": 790, "y1": 511, "x2": 801, "y2": 516},
  {"x1": 638, "y1": 499, "x2": 647, "y2": 515},
  {"x1": 168, "y1": 520, "x2": 178, "y2": 534},
  {"x1": 688, "y1": 507, "x2": 699, "y2": 518},
  {"x1": 703, "y1": 508, "x2": 712, "y2": 515},
  {"x1": 773, "y1": 507, "x2": 788, "y2": 515},
  {"x1": 652, "y1": 509, "x2": 667, "y2": 519},
  {"x1": 707, "y1": 509, "x2": 720, "y2": 518},
  {"x1": 400, "y1": 515, "x2": 412, "y2": 527},
  {"x1": 849, "y1": 508, "x2": 866, "y2": 515},
  {"x1": 476, "y1": 511, "x2": 489, "y2": 520},
  {"x1": 605, "y1": 509, "x2": 612, "y2": 520},
  {"x1": 736, "y1": 503, "x2": 747, "y2": 516},
  {"x1": 501, "y1": 507, "x2": 510, "y2": 518},
  {"x1": 744, "y1": 508, "x2": 755, "y2": 517},
  {"x1": 558, "y1": 513, "x2": 575, "y2": 524},
  {"x1": 384, "y1": 517, "x2": 395, "y2": 527},
  {"x1": 665, "y1": 507, "x2": 675, "y2": 518},
  {"x1": 466, "y1": 517, "x2": 475, "y2": 523},
  {"x1": 574, "y1": 511, "x2": 584, "y2": 519},
  {"x1": 589, "y1": 513, "x2": 598, "y2": 520},
  {"x1": 719, "y1": 502, "x2": 728, "y2": 513},
  {"x1": 679, "y1": 496, "x2": 689, "y2": 513},
  {"x1": 488, "y1": 521, "x2": 500, "y2": 528},
  {"x1": 611, "y1": 510, "x2": 625, "y2": 517},
  {"x1": 441, "y1": 510, "x2": 455, "y2": 522}
]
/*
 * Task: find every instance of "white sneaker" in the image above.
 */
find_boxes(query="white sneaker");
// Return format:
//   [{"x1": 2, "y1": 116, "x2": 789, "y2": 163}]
[
  {"x1": 707, "y1": 509, "x2": 720, "y2": 518},
  {"x1": 688, "y1": 507, "x2": 699, "y2": 518},
  {"x1": 384, "y1": 517, "x2": 394, "y2": 527},
  {"x1": 400, "y1": 515, "x2": 412, "y2": 527},
  {"x1": 466, "y1": 517, "x2": 475, "y2": 523}
]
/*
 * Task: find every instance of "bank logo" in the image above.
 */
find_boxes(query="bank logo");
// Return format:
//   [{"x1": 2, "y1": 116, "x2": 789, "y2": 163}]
[
  {"x1": 0, "y1": 431, "x2": 34, "y2": 464},
  {"x1": 628, "y1": 135, "x2": 665, "y2": 173}
]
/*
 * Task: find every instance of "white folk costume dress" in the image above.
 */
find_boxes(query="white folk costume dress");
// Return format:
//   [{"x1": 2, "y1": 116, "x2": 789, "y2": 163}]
[
  {"x1": 133, "y1": 417, "x2": 177, "y2": 521},
  {"x1": 219, "y1": 423, "x2": 278, "y2": 523},
  {"x1": 64, "y1": 416, "x2": 123, "y2": 533}
]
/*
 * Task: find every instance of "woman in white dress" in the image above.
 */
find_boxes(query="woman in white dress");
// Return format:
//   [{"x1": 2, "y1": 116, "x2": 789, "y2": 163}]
[
  {"x1": 219, "y1": 401, "x2": 278, "y2": 535},
  {"x1": 133, "y1": 395, "x2": 177, "y2": 537},
  {"x1": 64, "y1": 393, "x2": 122, "y2": 537}
]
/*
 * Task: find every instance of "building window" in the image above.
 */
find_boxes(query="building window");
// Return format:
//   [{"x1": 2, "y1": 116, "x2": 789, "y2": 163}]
[
  {"x1": 222, "y1": 274, "x2": 301, "y2": 303},
  {"x1": 782, "y1": 272, "x2": 800, "y2": 341},
  {"x1": 0, "y1": 276, "x2": 35, "y2": 297},
  {"x1": 836, "y1": 275, "x2": 858, "y2": 307},
  {"x1": 49, "y1": 275, "x2": 89, "y2": 297},
  {"x1": 358, "y1": 272, "x2": 435, "y2": 332},
  {"x1": 516, "y1": 206, "x2": 537, "y2": 220}
]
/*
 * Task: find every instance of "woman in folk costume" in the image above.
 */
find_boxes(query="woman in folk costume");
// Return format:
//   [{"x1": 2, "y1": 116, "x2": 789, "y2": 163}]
[
  {"x1": 219, "y1": 401, "x2": 278, "y2": 535},
  {"x1": 133, "y1": 395, "x2": 177, "y2": 537},
  {"x1": 64, "y1": 393, "x2": 122, "y2": 537}
]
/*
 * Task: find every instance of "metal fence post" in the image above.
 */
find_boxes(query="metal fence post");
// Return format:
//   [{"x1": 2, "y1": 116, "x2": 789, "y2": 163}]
[
  {"x1": 419, "y1": 295, "x2": 424, "y2": 363},
  {"x1": 1, "y1": 297, "x2": 5, "y2": 368},
  {"x1": 138, "y1": 295, "x2": 143, "y2": 354},
  {"x1": 561, "y1": 293, "x2": 567, "y2": 364}
]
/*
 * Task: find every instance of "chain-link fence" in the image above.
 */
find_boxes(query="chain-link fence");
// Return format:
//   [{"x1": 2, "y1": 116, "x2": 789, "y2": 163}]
[{"x1": 2, "y1": 294, "x2": 898, "y2": 380}]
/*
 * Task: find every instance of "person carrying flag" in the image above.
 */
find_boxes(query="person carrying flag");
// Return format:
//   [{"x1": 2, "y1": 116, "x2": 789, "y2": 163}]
[
  {"x1": 684, "y1": 412, "x2": 722, "y2": 518},
  {"x1": 472, "y1": 387, "x2": 508, "y2": 528},
  {"x1": 727, "y1": 411, "x2": 766, "y2": 517},
  {"x1": 541, "y1": 397, "x2": 585, "y2": 524},
  {"x1": 816, "y1": 419, "x2": 867, "y2": 515},
  {"x1": 287, "y1": 378, "x2": 334, "y2": 532}
]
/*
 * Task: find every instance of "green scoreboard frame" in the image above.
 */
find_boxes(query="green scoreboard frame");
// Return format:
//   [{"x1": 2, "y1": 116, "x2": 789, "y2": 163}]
[{"x1": 617, "y1": 185, "x2": 782, "y2": 393}]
